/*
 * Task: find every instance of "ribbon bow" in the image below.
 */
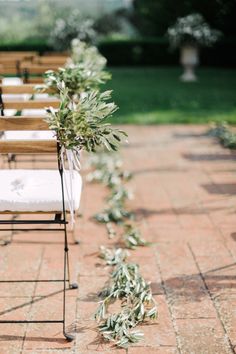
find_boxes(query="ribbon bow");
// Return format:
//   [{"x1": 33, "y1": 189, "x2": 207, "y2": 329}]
[{"x1": 60, "y1": 146, "x2": 81, "y2": 227}]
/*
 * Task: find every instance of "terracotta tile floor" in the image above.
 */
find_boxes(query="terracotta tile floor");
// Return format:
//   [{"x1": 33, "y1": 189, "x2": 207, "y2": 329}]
[{"x1": 1, "y1": 125, "x2": 236, "y2": 353}]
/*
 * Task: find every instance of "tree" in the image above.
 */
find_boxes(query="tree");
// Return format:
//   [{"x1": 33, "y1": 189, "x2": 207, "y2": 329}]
[{"x1": 131, "y1": 0, "x2": 236, "y2": 37}]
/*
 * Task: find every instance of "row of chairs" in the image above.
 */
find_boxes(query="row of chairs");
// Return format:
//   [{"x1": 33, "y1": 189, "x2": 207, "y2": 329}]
[
  {"x1": 0, "y1": 58, "x2": 82, "y2": 341},
  {"x1": 0, "y1": 51, "x2": 68, "y2": 83}
]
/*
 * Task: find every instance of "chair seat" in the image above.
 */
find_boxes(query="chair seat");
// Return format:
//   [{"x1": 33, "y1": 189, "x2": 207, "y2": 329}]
[
  {"x1": 4, "y1": 109, "x2": 47, "y2": 117},
  {"x1": 4, "y1": 130, "x2": 55, "y2": 140},
  {"x1": 2, "y1": 78, "x2": 23, "y2": 85},
  {"x1": 0, "y1": 169, "x2": 82, "y2": 212}
]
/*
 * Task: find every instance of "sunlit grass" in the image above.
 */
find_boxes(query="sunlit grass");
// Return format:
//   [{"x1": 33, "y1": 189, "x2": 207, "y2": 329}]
[{"x1": 107, "y1": 67, "x2": 236, "y2": 124}]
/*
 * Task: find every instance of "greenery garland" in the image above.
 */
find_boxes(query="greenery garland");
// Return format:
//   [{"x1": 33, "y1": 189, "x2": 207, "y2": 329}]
[
  {"x1": 87, "y1": 152, "x2": 150, "y2": 247},
  {"x1": 88, "y1": 153, "x2": 150, "y2": 249},
  {"x1": 208, "y1": 121, "x2": 236, "y2": 149},
  {"x1": 87, "y1": 152, "x2": 157, "y2": 347},
  {"x1": 94, "y1": 255, "x2": 157, "y2": 348}
]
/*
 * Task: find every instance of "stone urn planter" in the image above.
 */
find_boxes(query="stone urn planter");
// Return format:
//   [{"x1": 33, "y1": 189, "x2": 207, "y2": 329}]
[{"x1": 180, "y1": 45, "x2": 199, "y2": 82}]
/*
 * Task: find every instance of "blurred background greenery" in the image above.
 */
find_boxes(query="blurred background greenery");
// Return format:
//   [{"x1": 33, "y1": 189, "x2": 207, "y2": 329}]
[
  {"x1": 1, "y1": 0, "x2": 236, "y2": 66},
  {"x1": 1, "y1": 0, "x2": 236, "y2": 124},
  {"x1": 107, "y1": 67, "x2": 236, "y2": 124}
]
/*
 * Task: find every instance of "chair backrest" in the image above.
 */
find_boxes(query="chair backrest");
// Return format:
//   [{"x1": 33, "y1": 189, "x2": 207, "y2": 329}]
[
  {"x1": 0, "y1": 66, "x2": 17, "y2": 75},
  {"x1": 0, "y1": 116, "x2": 57, "y2": 154},
  {"x1": 0, "y1": 84, "x2": 59, "y2": 112},
  {"x1": 33, "y1": 55, "x2": 68, "y2": 65},
  {"x1": 23, "y1": 77, "x2": 44, "y2": 84},
  {"x1": 0, "y1": 51, "x2": 37, "y2": 58},
  {"x1": 0, "y1": 52, "x2": 37, "y2": 75},
  {"x1": 20, "y1": 63, "x2": 61, "y2": 83},
  {"x1": 21, "y1": 63, "x2": 61, "y2": 74}
]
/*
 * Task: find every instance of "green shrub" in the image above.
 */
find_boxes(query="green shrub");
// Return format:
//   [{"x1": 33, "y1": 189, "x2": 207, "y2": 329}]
[{"x1": 1, "y1": 37, "x2": 236, "y2": 67}]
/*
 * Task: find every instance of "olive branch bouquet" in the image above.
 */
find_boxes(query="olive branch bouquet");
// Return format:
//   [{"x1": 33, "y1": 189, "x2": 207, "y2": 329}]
[
  {"x1": 69, "y1": 38, "x2": 108, "y2": 72},
  {"x1": 38, "y1": 39, "x2": 111, "y2": 99},
  {"x1": 45, "y1": 82, "x2": 127, "y2": 153}
]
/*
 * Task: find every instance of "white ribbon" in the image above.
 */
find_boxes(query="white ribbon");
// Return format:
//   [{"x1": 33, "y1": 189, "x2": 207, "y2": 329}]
[{"x1": 60, "y1": 146, "x2": 81, "y2": 228}]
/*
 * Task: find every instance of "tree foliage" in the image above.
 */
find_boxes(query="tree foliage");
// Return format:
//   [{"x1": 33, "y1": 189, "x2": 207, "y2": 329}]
[{"x1": 131, "y1": 0, "x2": 236, "y2": 37}]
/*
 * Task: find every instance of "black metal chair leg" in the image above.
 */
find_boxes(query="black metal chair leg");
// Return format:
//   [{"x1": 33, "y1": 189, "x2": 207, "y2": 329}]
[
  {"x1": 66, "y1": 249, "x2": 78, "y2": 290},
  {"x1": 69, "y1": 211, "x2": 80, "y2": 245},
  {"x1": 0, "y1": 214, "x2": 17, "y2": 246},
  {"x1": 63, "y1": 225, "x2": 77, "y2": 342}
]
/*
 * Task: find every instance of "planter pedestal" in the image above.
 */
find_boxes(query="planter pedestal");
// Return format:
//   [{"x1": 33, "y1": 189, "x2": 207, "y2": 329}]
[{"x1": 180, "y1": 46, "x2": 199, "y2": 82}]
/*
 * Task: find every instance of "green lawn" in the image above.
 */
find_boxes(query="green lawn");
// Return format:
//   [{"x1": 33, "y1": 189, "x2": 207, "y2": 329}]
[{"x1": 106, "y1": 67, "x2": 236, "y2": 124}]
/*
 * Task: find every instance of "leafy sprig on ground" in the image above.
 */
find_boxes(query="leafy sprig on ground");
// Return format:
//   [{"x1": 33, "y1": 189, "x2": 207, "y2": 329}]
[
  {"x1": 88, "y1": 152, "x2": 156, "y2": 348},
  {"x1": 94, "y1": 259, "x2": 157, "y2": 348},
  {"x1": 99, "y1": 246, "x2": 129, "y2": 266},
  {"x1": 122, "y1": 224, "x2": 150, "y2": 249},
  {"x1": 88, "y1": 153, "x2": 148, "y2": 246},
  {"x1": 208, "y1": 121, "x2": 236, "y2": 149}
]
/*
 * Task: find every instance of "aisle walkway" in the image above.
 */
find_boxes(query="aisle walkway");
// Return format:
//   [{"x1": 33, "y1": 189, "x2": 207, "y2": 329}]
[{"x1": 1, "y1": 125, "x2": 236, "y2": 354}]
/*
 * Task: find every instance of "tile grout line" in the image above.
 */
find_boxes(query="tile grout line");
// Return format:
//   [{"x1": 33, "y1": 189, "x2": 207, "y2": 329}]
[
  {"x1": 188, "y1": 242, "x2": 235, "y2": 354},
  {"x1": 201, "y1": 162, "x2": 236, "y2": 259},
  {"x1": 154, "y1": 247, "x2": 182, "y2": 354}
]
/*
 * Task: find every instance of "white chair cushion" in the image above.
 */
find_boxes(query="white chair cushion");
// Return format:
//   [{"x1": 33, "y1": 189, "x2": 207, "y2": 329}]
[
  {"x1": 4, "y1": 130, "x2": 55, "y2": 140},
  {"x1": 0, "y1": 169, "x2": 82, "y2": 212},
  {"x1": 2, "y1": 78, "x2": 23, "y2": 85},
  {"x1": 3, "y1": 108, "x2": 47, "y2": 117},
  {"x1": 22, "y1": 109, "x2": 47, "y2": 116}
]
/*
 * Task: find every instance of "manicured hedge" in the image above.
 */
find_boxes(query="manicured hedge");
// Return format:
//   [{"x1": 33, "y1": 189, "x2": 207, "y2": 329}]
[
  {"x1": 0, "y1": 39, "x2": 53, "y2": 54},
  {"x1": 98, "y1": 38, "x2": 236, "y2": 67},
  {"x1": 0, "y1": 37, "x2": 236, "y2": 67},
  {"x1": 200, "y1": 39, "x2": 236, "y2": 68},
  {"x1": 99, "y1": 38, "x2": 178, "y2": 66}
]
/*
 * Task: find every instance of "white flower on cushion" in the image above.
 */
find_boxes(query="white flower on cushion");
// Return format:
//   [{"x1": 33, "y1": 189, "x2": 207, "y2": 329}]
[{"x1": 11, "y1": 179, "x2": 25, "y2": 195}]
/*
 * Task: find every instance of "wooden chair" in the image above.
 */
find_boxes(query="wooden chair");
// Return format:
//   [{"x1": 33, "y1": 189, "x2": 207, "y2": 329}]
[
  {"x1": 0, "y1": 51, "x2": 37, "y2": 58},
  {"x1": 0, "y1": 83, "x2": 59, "y2": 168},
  {"x1": 0, "y1": 51, "x2": 37, "y2": 76},
  {"x1": 22, "y1": 76, "x2": 44, "y2": 84},
  {"x1": 0, "y1": 60, "x2": 21, "y2": 76},
  {"x1": 0, "y1": 82, "x2": 58, "y2": 169},
  {"x1": 0, "y1": 116, "x2": 82, "y2": 341},
  {"x1": 0, "y1": 84, "x2": 80, "y2": 244},
  {"x1": 0, "y1": 83, "x2": 59, "y2": 114},
  {"x1": 21, "y1": 53, "x2": 68, "y2": 83},
  {"x1": 33, "y1": 55, "x2": 68, "y2": 66},
  {"x1": 20, "y1": 62, "x2": 61, "y2": 84}
]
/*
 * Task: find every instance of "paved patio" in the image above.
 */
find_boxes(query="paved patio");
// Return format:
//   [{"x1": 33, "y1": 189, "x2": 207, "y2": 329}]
[{"x1": 1, "y1": 125, "x2": 236, "y2": 354}]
